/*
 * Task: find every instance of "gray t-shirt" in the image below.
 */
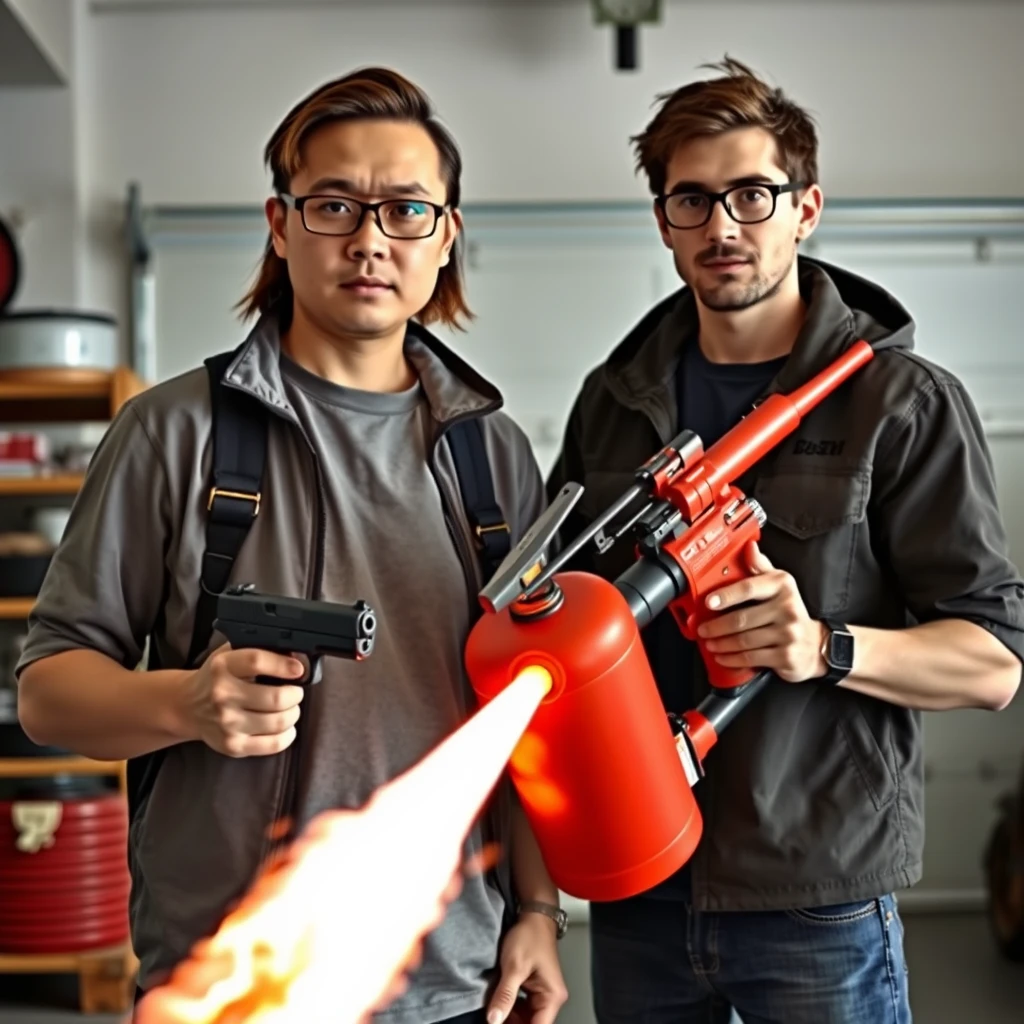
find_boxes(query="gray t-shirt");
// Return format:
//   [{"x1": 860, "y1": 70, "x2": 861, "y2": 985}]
[{"x1": 279, "y1": 355, "x2": 504, "y2": 1023}]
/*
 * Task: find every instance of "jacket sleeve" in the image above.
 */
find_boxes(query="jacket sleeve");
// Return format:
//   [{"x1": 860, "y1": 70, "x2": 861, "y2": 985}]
[
  {"x1": 871, "y1": 376, "x2": 1024, "y2": 664},
  {"x1": 15, "y1": 402, "x2": 173, "y2": 676}
]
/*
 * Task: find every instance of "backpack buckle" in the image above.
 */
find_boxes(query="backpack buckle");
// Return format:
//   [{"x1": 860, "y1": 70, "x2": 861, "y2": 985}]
[
  {"x1": 475, "y1": 521, "x2": 510, "y2": 538},
  {"x1": 208, "y1": 487, "x2": 261, "y2": 517}
]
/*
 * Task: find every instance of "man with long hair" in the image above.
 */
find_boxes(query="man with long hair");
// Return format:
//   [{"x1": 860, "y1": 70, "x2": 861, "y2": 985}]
[
  {"x1": 547, "y1": 56, "x2": 1024, "y2": 1022},
  {"x1": 17, "y1": 68, "x2": 567, "y2": 1024}
]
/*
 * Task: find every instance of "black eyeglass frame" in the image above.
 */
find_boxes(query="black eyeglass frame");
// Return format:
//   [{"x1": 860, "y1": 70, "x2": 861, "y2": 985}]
[
  {"x1": 278, "y1": 192, "x2": 449, "y2": 239},
  {"x1": 656, "y1": 182, "x2": 808, "y2": 230}
]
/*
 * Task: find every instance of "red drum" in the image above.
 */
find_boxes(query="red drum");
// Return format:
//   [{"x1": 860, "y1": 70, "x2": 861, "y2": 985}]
[{"x1": 0, "y1": 791, "x2": 131, "y2": 953}]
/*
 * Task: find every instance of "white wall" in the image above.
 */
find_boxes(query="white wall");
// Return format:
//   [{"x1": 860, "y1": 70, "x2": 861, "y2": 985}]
[
  {"x1": 83, "y1": 0, "x2": 1024, "y2": 209},
  {"x1": 6, "y1": 0, "x2": 1024, "y2": 325}
]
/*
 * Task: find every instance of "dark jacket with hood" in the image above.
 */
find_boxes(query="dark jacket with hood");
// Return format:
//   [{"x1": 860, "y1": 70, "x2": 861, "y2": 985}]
[{"x1": 545, "y1": 255, "x2": 1024, "y2": 911}]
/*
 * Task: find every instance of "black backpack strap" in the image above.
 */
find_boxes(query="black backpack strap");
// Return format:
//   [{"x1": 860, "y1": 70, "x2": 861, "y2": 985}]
[
  {"x1": 184, "y1": 350, "x2": 270, "y2": 666},
  {"x1": 447, "y1": 417, "x2": 511, "y2": 583},
  {"x1": 129, "y1": 350, "x2": 269, "y2": 824}
]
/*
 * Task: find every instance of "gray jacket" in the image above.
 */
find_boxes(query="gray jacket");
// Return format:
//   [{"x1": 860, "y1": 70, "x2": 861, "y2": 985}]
[
  {"x1": 17, "y1": 317, "x2": 546, "y2": 989},
  {"x1": 545, "y1": 256, "x2": 1024, "y2": 911}
]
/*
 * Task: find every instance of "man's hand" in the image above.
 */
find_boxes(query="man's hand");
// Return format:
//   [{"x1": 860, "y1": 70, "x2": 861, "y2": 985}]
[
  {"x1": 697, "y1": 541, "x2": 828, "y2": 683},
  {"x1": 486, "y1": 912, "x2": 568, "y2": 1024},
  {"x1": 181, "y1": 642, "x2": 306, "y2": 757}
]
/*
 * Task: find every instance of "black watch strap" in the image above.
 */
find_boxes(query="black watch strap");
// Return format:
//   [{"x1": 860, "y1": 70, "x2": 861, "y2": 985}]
[{"x1": 820, "y1": 618, "x2": 854, "y2": 684}]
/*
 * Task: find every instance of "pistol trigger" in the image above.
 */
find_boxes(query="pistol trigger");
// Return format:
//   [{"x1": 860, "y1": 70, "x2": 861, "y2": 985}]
[{"x1": 307, "y1": 656, "x2": 324, "y2": 685}]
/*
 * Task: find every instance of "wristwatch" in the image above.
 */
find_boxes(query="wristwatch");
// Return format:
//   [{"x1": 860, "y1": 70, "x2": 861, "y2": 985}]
[
  {"x1": 518, "y1": 900, "x2": 569, "y2": 940},
  {"x1": 820, "y1": 618, "x2": 855, "y2": 684}
]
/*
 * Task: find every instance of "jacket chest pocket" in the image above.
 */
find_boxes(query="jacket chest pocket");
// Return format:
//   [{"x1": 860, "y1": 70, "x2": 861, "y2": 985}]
[{"x1": 752, "y1": 468, "x2": 870, "y2": 617}]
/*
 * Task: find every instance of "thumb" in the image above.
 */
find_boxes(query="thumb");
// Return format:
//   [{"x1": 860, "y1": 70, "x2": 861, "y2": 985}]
[
  {"x1": 487, "y1": 965, "x2": 527, "y2": 1024},
  {"x1": 745, "y1": 540, "x2": 773, "y2": 574}
]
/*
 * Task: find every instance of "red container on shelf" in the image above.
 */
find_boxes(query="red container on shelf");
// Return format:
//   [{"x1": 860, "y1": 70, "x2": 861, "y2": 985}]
[{"x1": 0, "y1": 789, "x2": 131, "y2": 954}]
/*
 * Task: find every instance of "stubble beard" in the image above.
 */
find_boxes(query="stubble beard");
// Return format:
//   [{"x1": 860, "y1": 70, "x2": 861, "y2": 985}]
[{"x1": 685, "y1": 247, "x2": 797, "y2": 313}]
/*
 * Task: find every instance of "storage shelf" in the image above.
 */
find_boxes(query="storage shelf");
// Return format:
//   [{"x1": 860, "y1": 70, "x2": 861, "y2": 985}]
[
  {"x1": 0, "y1": 597, "x2": 34, "y2": 619},
  {"x1": 0, "y1": 367, "x2": 146, "y2": 424},
  {"x1": 0, "y1": 474, "x2": 84, "y2": 496}
]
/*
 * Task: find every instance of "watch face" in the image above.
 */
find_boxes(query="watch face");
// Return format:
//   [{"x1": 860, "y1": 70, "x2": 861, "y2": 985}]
[{"x1": 830, "y1": 630, "x2": 855, "y2": 670}]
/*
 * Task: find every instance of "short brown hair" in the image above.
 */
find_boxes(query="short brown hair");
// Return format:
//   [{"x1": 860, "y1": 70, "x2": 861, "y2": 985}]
[
  {"x1": 237, "y1": 66, "x2": 472, "y2": 329},
  {"x1": 631, "y1": 56, "x2": 819, "y2": 197}
]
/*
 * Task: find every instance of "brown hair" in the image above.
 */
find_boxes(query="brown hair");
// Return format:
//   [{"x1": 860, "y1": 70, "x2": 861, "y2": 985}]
[
  {"x1": 237, "y1": 66, "x2": 472, "y2": 329},
  {"x1": 631, "y1": 56, "x2": 819, "y2": 197}
]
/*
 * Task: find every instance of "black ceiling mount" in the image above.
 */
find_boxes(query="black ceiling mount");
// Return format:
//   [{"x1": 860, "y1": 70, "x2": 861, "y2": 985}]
[
  {"x1": 591, "y1": 0, "x2": 663, "y2": 72},
  {"x1": 616, "y1": 24, "x2": 638, "y2": 71}
]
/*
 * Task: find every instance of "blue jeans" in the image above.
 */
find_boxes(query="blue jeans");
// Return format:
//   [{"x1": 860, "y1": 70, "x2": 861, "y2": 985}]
[{"x1": 590, "y1": 893, "x2": 911, "y2": 1023}]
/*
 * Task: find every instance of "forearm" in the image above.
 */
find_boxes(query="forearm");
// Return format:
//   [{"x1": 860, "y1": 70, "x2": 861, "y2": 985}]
[
  {"x1": 509, "y1": 802, "x2": 559, "y2": 906},
  {"x1": 17, "y1": 650, "x2": 192, "y2": 760},
  {"x1": 842, "y1": 619, "x2": 1021, "y2": 712}
]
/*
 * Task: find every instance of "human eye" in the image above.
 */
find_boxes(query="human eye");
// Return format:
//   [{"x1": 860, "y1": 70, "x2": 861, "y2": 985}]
[
  {"x1": 311, "y1": 197, "x2": 353, "y2": 216},
  {"x1": 738, "y1": 187, "x2": 771, "y2": 205},
  {"x1": 389, "y1": 201, "x2": 429, "y2": 219},
  {"x1": 674, "y1": 193, "x2": 707, "y2": 209}
]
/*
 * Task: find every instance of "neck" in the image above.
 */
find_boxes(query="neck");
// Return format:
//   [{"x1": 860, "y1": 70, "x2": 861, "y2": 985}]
[
  {"x1": 697, "y1": 269, "x2": 806, "y2": 365},
  {"x1": 280, "y1": 305, "x2": 416, "y2": 393}
]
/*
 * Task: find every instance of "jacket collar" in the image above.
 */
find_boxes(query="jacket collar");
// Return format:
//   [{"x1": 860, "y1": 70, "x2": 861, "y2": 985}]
[{"x1": 222, "y1": 314, "x2": 503, "y2": 427}]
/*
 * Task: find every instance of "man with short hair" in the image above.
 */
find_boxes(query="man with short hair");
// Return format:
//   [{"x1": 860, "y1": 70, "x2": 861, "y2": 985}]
[
  {"x1": 17, "y1": 67, "x2": 567, "y2": 1024},
  {"x1": 546, "y1": 56, "x2": 1024, "y2": 1023}
]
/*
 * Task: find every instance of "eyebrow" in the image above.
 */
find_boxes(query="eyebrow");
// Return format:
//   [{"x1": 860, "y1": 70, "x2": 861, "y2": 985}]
[
  {"x1": 666, "y1": 174, "x2": 778, "y2": 194},
  {"x1": 305, "y1": 177, "x2": 432, "y2": 198}
]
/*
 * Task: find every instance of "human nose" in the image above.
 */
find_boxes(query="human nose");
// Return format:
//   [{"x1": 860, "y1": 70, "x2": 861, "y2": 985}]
[
  {"x1": 703, "y1": 196, "x2": 740, "y2": 245},
  {"x1": 345, "y1": 207, "x2": 391, "y2": 261}
]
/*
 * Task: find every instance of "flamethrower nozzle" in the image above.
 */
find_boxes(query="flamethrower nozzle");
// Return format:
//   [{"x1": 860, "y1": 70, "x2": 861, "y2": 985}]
[{"x1": 516, "y1": 664, "x2": 554, "y2": 698}]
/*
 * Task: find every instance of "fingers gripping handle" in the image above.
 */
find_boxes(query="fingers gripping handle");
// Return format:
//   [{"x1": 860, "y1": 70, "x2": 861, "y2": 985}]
[{"x1": 254, "y1": 653, "x2": 324, "y2": 687}]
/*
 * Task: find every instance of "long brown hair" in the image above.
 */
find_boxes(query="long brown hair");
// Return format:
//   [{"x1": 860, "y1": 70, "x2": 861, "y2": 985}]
[
  {"x1": 237, "y1": 67, "x2": 472, "y2": 329},
  {"x1": 631, "y1": 56, "x2": 819, "y2": 197}
]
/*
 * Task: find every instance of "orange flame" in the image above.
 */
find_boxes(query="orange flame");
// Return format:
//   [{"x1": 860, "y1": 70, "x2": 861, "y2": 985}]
[{"x1": 133, "y1": 665, "x2": 552, "y2": 1024}]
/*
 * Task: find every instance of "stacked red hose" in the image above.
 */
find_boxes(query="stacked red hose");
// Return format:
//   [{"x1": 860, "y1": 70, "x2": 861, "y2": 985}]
[{"x1": 0, "y1": 791, "x2": 131, "y2": 953}]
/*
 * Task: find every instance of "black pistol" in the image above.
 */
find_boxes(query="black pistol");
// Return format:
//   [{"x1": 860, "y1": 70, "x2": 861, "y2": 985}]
[{"x1": 213, "y1": 583, "x2": 377, "y2": 685}]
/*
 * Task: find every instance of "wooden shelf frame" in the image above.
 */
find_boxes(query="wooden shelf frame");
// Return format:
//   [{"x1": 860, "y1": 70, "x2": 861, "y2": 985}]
[
  {"x1": 0, "y1": 597, "x2": 35, "y2": 619},
  {"x1": 0, "y1": 366, "x2": 146, "y2": 424},
  {"x1": 0, "y1": 474, "x2": 85, "y2": 496}
]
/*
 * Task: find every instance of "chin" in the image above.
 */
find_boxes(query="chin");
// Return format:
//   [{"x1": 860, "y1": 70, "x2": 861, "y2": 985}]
[
  {"x1": 698, "y1": 287, "x2": 764, "y2": 313},
  {"x1": 334, "y1": 317, "x2": 401, "y2": 339},
  {"x1": 327, "y1": 302, "x2": 401, "y2": 338}
]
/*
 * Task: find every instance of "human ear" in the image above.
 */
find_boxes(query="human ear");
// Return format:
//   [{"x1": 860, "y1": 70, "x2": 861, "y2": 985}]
[
  {"x1": 440, "y1": 208, "x2": 462, "y2": 267},
  {"x1": 795, "y1": 184, "x2": 824, "y2": 242},
  {"x1": 266, "y1": 196, "x2": 288, "y2": 258}
]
